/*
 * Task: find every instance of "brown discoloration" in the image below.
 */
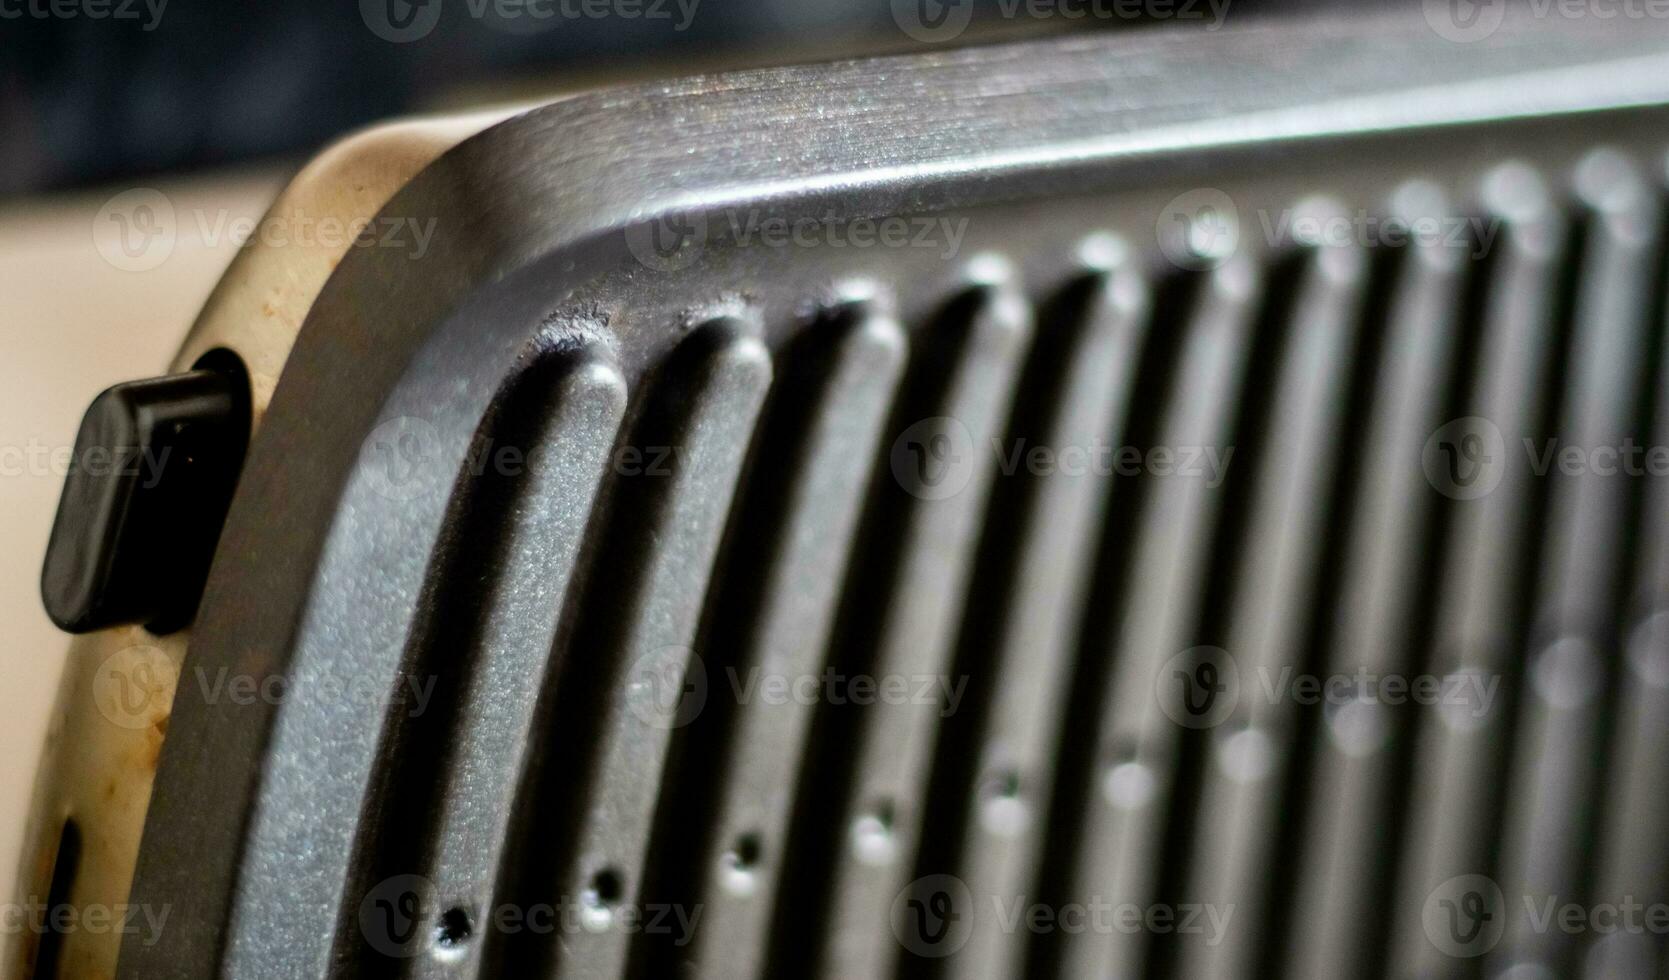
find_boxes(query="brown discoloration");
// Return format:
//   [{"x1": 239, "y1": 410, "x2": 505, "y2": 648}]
[
  {"x1": 15, "y1": 931, "x2": 37, "y2": 978},
  {"x1": 31, "y1": 837, "x2": 54, "y2": 885},
  {"x1": 4, "y1": 108, "x2": 514, "y2": 979},
  {"x1": 140, "y1": 721, "x2": 165, "y2": 773}
]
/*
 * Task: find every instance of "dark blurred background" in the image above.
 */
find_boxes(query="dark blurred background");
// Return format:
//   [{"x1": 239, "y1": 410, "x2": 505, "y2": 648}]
[{"x1": 0, "y1": 0, "x2": 1340, "y2": 199}]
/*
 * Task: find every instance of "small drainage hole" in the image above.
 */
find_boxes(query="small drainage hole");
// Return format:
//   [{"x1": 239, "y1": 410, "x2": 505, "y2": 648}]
[
  {"x1": 589, "y1": 867, "x2": 625, "y2": 906},
  {"x1": 434, "y1": 907, "x2": 472, "y2": 949},
  {"x1": 728, "y1": 832, "x2": 763, "y2": 870}
]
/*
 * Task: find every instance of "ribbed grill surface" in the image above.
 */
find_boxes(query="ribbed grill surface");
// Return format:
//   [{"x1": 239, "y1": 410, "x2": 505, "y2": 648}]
[{"x1": 355, "y1": 148, "x2": 1669, "y2": 980}]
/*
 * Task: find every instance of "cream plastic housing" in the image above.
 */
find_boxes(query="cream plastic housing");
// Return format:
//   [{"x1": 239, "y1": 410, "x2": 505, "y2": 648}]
[{"x1": 7, "y1": 107, "x2": 516, "y2": 980}]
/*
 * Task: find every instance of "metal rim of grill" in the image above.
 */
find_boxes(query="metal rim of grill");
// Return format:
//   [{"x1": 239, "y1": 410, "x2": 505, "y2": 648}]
[{"x1": 122, "y1": 9, "x2": 1669, "y2": 978}]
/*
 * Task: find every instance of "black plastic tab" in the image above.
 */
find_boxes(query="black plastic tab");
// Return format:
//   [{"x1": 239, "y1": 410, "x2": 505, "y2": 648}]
[{"x1": 41, "y1": 357, "x2": 251, "y2": 635}]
